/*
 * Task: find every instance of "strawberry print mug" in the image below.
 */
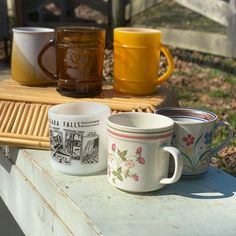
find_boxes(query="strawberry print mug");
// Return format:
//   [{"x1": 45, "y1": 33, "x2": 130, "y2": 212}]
[{"x1": 106, "y1": 112, "x2": 183, "y2": 193}]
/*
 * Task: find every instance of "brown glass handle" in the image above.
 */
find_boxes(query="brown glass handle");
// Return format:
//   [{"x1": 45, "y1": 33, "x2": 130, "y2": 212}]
[{"x1": 38, "y1": 38, "x2": 58, "y2": 81}]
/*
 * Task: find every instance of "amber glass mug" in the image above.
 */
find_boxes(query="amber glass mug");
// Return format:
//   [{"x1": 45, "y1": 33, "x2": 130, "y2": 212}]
[
  {"x1": 113, "y1": 27, "x2": 174, "y2": 95},
  {"x1": 38, "y1": 27, "x2": 105, "y2": 97}
]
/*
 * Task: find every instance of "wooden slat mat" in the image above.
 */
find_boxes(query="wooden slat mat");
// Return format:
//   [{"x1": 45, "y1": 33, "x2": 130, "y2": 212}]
[{"x1": 0, "y1": 79, "x2": 179, "y2": 149}]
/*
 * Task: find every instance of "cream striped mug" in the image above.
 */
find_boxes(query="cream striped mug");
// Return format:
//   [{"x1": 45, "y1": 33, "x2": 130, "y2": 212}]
[{"x1": 106, "y1": 112, "x2": 183, "y2": 193}]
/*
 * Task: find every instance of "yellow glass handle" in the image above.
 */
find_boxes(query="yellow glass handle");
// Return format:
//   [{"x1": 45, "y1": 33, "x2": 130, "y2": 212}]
[{"x1": 155, "y1": 45, "x2": 174, "y2": 85}]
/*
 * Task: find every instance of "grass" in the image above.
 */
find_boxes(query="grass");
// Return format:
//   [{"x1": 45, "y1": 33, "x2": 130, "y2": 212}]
[{"x1": 209, "y1": 90, "x2": 230, "y2": 99}]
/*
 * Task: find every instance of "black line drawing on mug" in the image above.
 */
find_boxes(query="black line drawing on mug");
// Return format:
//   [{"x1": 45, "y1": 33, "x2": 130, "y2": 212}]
[
  {"x1": 81, "y1": 132, "x2": 99, "y2": 164},
  {"x1": 50, "y1": 128, "x2": 71, "y2": 165},
  {"x1": 64, "y1": 130, "x2": 84, "y2": 160},
  {"x1": 50, "y1": 127, "x2": 99, "y2": 165}
]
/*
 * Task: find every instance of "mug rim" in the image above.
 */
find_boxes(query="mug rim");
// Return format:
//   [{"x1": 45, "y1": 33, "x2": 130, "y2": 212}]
[
  {"x1": 48, "y1": 102, "x2": 110, "y2": 118},
  {"x1": 114, "y1": 27, "x2": 161, "y2": 34},
  {"x1": 107, "y1": 112, "x2": 174, "y2": 133},
  {"x1": 156, "y1": 107, "x2": 217, "y2": 123},
  {"x1": 55, "y1": 26, "x2": 105, "y2": 33},
  {"x1": 12, "y1": 27, "x2": 54, "y2": 33}
]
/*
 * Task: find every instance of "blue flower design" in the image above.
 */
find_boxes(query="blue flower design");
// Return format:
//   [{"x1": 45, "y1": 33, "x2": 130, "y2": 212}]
[{"x1": 204, "y1": 131, "x2": 213, "y2": 145}]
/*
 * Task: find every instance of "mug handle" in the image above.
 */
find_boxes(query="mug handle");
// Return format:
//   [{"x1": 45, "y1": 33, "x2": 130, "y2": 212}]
[
  {"x1": 211, "y1": 121, "x2": 233, "y2": 155},
  {"x1": 38, "y1": 38, "x2": 58, "y2": 81},
  {"x1": 159, "y1": 146, "x2": 183, "y2": 184},
  {"x1": 155, "y1": 45, "x2": 174, "y2": 86}
]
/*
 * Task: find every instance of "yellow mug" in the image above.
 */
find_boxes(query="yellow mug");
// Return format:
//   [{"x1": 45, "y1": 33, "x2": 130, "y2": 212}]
[{"x1": 113, "y1": 27, "x2": 174, "y2": 95}]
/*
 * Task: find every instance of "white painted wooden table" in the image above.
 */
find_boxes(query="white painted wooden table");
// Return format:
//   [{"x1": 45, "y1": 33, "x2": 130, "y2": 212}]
[{"x1": 0, "y1": 147, "x2": 236, "y2": 236}]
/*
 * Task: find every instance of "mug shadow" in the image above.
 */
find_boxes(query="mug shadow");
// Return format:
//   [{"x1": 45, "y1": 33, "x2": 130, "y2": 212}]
[
  {"x1": 0, "y1": 146, "x2": 19, "y2": 173},
  {"x1": 127, "y1": 167, "x2": 236, "y2": 199},
  {"x1": 74, "y1": 169, "x2": 107, "y2": 177}
]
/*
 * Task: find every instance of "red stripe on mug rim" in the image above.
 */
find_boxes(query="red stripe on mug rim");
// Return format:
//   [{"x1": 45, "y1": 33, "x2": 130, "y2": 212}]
[{"x1": 107, "y1": 128, "x2": 172, "y2": 140}]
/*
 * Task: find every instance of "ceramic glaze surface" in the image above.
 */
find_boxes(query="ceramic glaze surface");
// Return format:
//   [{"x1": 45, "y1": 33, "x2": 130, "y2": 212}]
[
  {"x1": 107, "y1": 112, "x2": 183, "y2": 192},
  {"x1": 113, "y1": 27, "x2": 174, "y2": 95},
  {"x1": 156, "y1": 107, "x2": 233, "y2": 176},
  {"x1": 11, "y1": 27, "x2": 55, "y2": 85},
  {"x1": 48, "y1": 102, "x2": 110, "y2": 175}
]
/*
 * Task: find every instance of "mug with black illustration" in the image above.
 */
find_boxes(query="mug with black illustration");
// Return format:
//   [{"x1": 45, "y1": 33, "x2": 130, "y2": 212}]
[{"x1": 48, "y1": 102, "x2": 110, "y2": 175}]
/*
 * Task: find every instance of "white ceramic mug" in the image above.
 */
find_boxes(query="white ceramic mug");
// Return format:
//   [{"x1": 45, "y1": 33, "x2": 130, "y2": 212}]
[
  {"x1": 11, "y1": 27, "x2": 55, "y2": 85},
  {"x1": 48, "y1": 102, "x2": 111, "y2": 175},
  {"x1": 107, "y1": 112, "x2": 183, "y2": 192},
  {"x1": 156, "y1": 107, "x2": 233, "y2": 176}
]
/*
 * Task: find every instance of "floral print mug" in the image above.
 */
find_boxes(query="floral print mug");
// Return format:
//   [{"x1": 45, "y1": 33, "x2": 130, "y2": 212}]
[
  {"x1": 106, "y1": 112, "x2": 183, "y2": 193},
  {"x1": 156, "y1": 107, "x2": 233, "y2": 176}
]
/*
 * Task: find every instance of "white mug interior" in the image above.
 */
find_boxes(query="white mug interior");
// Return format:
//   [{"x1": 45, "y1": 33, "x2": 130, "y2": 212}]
[
  {"x1": 107, "y1": 112, "x2": 174, "y2": 132},
  {"x1": 156, "y1": 107, "x2": 217, "y2": 124},
  {"x1": 49, "y1": 102, "x2": 110, "y2": 116}
]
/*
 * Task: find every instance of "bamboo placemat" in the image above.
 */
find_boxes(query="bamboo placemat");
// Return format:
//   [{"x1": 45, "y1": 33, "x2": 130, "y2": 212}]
[{"x1": 0, "y1": 79, "x2": 179, "y2": 149}]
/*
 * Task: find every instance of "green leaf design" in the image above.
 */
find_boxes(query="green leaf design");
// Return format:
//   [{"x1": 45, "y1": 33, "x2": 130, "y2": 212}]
[
  {"x1": 125, "y1": 170, "x2": 130, "y2": 178},
  {"x1": 198, "y1": 150, "x2": 210, "y2": 161},
  {"x1": 195, "y1": 159, "x2": 207, "y2": 169},
  {"x1": 181, "y1": 151, "x2": 193, "y2": 167},
  {"x1": 121, "y1": 150, "x2": 127, "y2": 157},
  {"x1": 117, "y1": 175, "x2": 123, "y2": 181},
  {"x1": 118, "y1": 149, "x2": 127, "y2": 160},
  {"x1": 118, "y1": 149, "x2": 121, "y2": 156},
  {"x1": 117, "y1": 167, "x2": 122, "y2": 175},
  {"x1": 111, "y1": 146, "x2": 145, "y2": 183},
  {"x1": 194, "y1": 135, "x2": 202, "y2": 148},
  {"x1": 184, "y1": 164, "x2": 193, "y2": 169}
]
